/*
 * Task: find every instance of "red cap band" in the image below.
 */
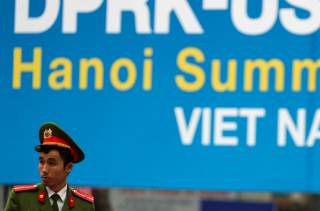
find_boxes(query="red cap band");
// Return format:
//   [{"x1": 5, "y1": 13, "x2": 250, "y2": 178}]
[{"x1": 43, "y1": 136, "x2": 78, "y2": 162}]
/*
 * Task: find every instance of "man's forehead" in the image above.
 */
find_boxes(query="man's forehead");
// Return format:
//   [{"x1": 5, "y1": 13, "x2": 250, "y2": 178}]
[{"x1": 39, "y1": 150, "x2": 62, "y2": 159}]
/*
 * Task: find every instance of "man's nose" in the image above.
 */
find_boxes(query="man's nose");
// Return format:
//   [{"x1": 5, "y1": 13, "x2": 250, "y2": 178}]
[{"x1": 41, "y1": 163, "x2": 48, "y2": 173}]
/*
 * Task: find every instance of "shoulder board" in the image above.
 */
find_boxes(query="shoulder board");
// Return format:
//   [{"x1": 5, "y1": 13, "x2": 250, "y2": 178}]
[
  {"x1": 13, "y1": 184, "x2": 38, "y2": 192},
  {"x1": 71, "y1": 189, "x2": 94, "y2": 203}
]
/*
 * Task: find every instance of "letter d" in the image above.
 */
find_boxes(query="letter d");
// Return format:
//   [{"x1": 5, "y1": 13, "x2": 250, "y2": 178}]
[{"x1": 15, "y1": 0, "x2": 60, "y2": 33}]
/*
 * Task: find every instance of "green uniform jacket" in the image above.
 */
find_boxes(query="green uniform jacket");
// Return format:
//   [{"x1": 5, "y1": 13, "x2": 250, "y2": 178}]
[{"x1": 4, "y1": 183, "x2": 95, "y2": 211}]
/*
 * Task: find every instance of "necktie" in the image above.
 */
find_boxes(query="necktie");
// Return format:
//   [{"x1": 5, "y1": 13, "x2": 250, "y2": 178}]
[{"x1": 51, "y1": 193, "x2": 60, "y2": 211}]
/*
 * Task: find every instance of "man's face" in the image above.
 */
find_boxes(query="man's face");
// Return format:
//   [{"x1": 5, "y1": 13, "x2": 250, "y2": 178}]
[{"x1": 38, "y1": 149, "x2": 72, "y2": 190}]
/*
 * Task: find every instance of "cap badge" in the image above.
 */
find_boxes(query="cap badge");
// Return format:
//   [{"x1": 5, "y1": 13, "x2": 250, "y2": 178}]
[{"x1": 44, "y1": 128, "x2": 53, "y2": 139}]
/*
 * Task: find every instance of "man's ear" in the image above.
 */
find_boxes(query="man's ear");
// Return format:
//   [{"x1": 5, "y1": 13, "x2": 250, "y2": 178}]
[{"x1": 65, "y1": 162, "x2": 73, "y2": 174}]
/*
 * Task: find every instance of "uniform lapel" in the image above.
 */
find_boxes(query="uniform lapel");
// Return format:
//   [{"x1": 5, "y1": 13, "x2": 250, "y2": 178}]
[{"x1": 38, "y1": 184, "x2": 53, "y2": 211}]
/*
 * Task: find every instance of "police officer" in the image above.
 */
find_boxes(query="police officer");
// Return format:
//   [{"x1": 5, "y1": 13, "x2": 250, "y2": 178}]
[{"x1": 5, "y1": 122, "x2": 95, "y2": 211}]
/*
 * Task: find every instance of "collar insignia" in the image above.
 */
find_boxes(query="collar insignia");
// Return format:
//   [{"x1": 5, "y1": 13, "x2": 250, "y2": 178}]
[
  {"x1": 69, "y1": 195, "x2": 75, "y2": 208},
  {"x1": 38, "y1": 191, "x2": 46, "y2": 204}
]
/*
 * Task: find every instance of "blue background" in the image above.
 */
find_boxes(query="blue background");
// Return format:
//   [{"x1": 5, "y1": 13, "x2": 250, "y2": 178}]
[{"x1": 0, "y1": 0, "x2": 320, "y2": 192}]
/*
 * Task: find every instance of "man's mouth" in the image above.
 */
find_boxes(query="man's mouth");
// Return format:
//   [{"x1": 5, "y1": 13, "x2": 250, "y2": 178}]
[{"x1": 41, "y1": 176, "x2": 49, "y2": 182}]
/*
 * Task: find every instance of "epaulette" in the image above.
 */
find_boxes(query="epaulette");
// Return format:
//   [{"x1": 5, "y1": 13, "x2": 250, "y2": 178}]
[
  {"x1": 71, "y1": 189, "x2": 94, "y2": 203},
  {"x1": 13, "y1": 184, "x2": 38, "y2": 192}
]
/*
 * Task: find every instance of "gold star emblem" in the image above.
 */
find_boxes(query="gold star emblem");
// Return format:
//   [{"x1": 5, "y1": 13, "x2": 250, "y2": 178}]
[{"x1": 43, "y1": 128, "x2": 52, "y2": 139}]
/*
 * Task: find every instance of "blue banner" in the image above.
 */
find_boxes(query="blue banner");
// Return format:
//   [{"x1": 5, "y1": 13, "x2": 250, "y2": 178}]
[{"x1": 0, "y1": 0, "x2": 320, "y2": 192}]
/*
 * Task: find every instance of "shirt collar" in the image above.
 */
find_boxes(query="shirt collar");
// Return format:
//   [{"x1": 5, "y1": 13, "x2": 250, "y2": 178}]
[{"x1": 46, "y1": 184, "x2": 68, "y2": 202}]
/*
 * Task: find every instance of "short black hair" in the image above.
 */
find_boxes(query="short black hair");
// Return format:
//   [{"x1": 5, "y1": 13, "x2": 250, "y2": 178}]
[{"x1": 35, "y1": 145, "x2": 73, "y2": 166}]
